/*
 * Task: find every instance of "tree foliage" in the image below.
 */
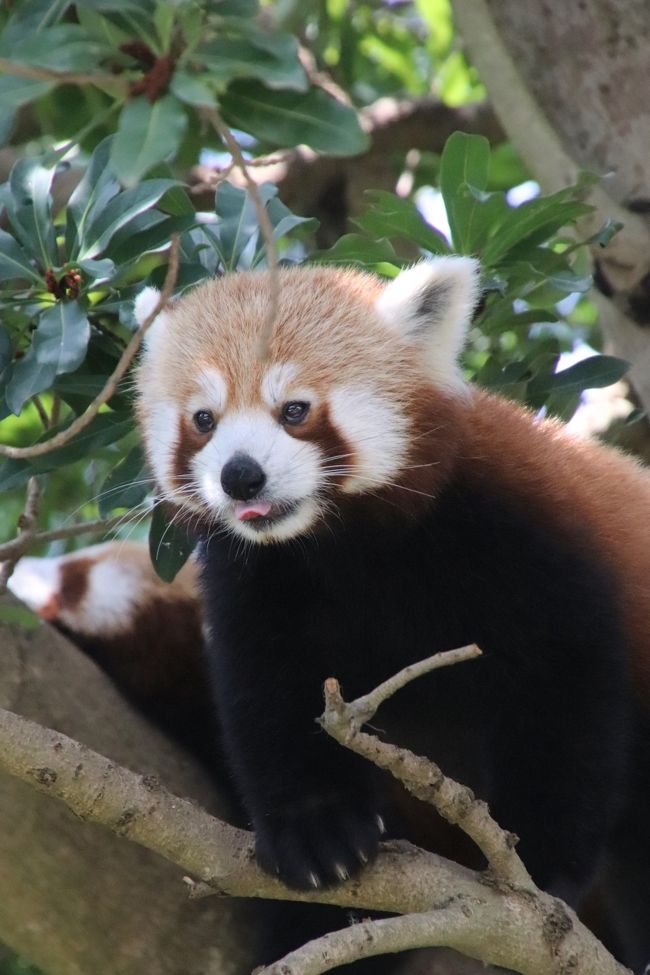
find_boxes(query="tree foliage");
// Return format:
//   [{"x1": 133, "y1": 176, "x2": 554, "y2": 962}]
[{"x1": 0, "y1": 1, "x2": 626, "y2": 571}]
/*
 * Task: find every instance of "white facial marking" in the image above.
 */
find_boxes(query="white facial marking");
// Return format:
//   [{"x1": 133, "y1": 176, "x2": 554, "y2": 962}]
[
  {"x1": 261, "y1": 362, "x2": 298, "y2": 407},
  {"x1": 188, "y1": 366, "x2": 227, "y2": 415},
  {"x1": 329, "y1": 385, "x2": 409, "y2": 493},
  {"x1": 143, "y1": 399, "x2": 179, "y2": 496},
  {"x1": 190, "y1": 409, "x2": 322, "y2": 542},
  {"x1": 134, "y1": 286, "x2": 170, "y2": 355}
]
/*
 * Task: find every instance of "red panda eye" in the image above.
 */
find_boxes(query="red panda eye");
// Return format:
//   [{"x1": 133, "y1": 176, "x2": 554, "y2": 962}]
[
  {"x1": 193, "y1": 410, "x2": 215, "y2": 434},
  {"x1": 280, "y1": 401, "x2": 310, "y2": 426}
]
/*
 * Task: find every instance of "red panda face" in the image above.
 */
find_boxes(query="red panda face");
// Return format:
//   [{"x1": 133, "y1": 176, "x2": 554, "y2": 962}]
[{"x1": 135, "y1": 260, "x2": 479, "y2": 543}]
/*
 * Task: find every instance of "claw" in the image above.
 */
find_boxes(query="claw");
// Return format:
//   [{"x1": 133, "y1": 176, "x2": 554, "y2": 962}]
[
  {"x1": 357, "y1": 849, "x2": 368, "y2": 864},
  {"x1": 376, "y1": 814, "x2": 386, "y2": 835},
  {"x1": 334, "y1": 862, "x2": 349, "y2": 881},
  {"x1": 308, "y1": 871, "x2": 321, "y2": 888}
]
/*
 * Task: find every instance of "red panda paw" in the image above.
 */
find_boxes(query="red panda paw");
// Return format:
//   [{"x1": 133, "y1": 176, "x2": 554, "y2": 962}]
[{"x1": 254, "y1": 796, "x2": 385, "y2": 890}]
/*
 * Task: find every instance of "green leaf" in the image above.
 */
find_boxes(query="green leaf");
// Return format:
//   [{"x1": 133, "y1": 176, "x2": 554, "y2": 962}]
[
  {"x1": 109, "y1": 213, "x2": 195, "y2": 265},
  {"x1": 153, "y1": 0, "x2": 175, "y2": 51},
  {"x1": 66, "y1": 136, "x2": 120, "y2": 257},
  {"x1": 214, "y1": 181, "x2": 275, "y2": 270},
  {"x1": 439, "y1": 132, "x2": 491, "y2": 252},
  {"x1": 200, "y1": 37, "x2": 307, "y2": 92},
  {"x1": 148, "y1": 503, "x2": 194, "y2": 582},
  {"x1": 0, "y1": 74, "x2": 53, "y2": 109},
  {"x1": 110, "y1": 95, "x2": 188, "y2": 187},
  {"x1": 0, "y1": 412, "x2": 133, "y2": 491},
  {"x1": 2, "y1": 25, "x2": 108, "y2": 71},
  {"x1": 99, "y1": 443, "x2": 152, "y2": 516},
  {"x1": 78, "y1": 178, "x2": 179, "y2": 259},
  {"x1": 5, "y1": 301, "x2": 90, "y2": 414},
  {"x1": 311, "y1": 234, "x2": 399, "y2": 267},
  {"x1": 170, "y1": 70, "x2": 217, "y2": 107},
  {"x1": 5, "y1": 343, "x2": 58, "y2": 414},
  {"x1": 354, "y1": 192, "x2": 449, "y2": 254},
  {"x1": 0, "y1": 229, "x2": 42, "y2": 283},
  {"x1": 528, "y1": 355, "x2": 629, "y2": 398},
  {"x1": 482, "y1": 193, "x2": 593, "y2": 265},
  {"x1": 220, "y1": 81, "x2": 369, "y2": 156},
  {"x1": 33, "y1": 301, "x2": 91, "y2": 374},
  {"x1": 77, "y1": 257, "x2": 116, "y2": 283},
  {"x1": 6, "y1": 156, "x2": 58, "y2": 268}
]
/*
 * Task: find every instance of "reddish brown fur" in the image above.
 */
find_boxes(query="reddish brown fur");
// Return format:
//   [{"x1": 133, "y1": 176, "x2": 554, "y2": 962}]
[
  {"x1": 137, "y1": 266, "x2": 650, "y2": 696},
  {"x1": 458, "y1": 390, "x2": 650, "y2": 698},
  {"x1": 59, "y1": 558, "x2": 92, "y2": 610}
]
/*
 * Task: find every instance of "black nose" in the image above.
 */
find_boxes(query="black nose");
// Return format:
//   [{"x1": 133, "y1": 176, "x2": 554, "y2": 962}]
[{"x1": 221, "y1": 453, "x2": 267, "y2": 501}]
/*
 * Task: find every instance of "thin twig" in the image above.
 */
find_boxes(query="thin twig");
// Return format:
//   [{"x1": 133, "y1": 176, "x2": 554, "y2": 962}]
[
  {"x1": 0, "y1": 513, "x2": 126, "y2": 562},
  {"x1": 349, "y1": 644, "x2": 481, "y2": 724},
  {"x1": 0, "y1": 236, "x2": 179, "y2": 460},
  {"x1": 0, "y1": 58, "x2": 126, "y2": 90},
  {"x1": 320, "y1": 648, "x2": 534, "y2": 890},
  {"x1": 0, "y1": 478, "x2": 41, "y2": 592},
  {"x1": 203, "y1": 108, "x2": 280, "y2": 360},
  {"x1": 31, "y1": 395, "x2": 50, "y2": 431}
]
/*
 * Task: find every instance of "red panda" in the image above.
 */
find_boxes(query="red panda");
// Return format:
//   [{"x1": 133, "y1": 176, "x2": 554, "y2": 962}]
[
  {"x1": 7, "y1": 542, "x2": 216, "y2": 764},
  {"x1": 134, "y1": 260, "x2": 650, "y2": 971}
]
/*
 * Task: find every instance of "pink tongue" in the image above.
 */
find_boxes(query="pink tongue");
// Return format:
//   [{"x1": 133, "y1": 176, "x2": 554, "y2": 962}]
[{"x1": 235, "y1": 501, "x2": 273, "y2": 521}]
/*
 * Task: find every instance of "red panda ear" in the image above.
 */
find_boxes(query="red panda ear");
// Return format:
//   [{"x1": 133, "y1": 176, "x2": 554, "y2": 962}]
[
  {"x1": 375, "y1": 257, "x2": 480, "y2": 390},
  {"x1": 133, "y1": 287, "x2": 172, "y2": 353}
]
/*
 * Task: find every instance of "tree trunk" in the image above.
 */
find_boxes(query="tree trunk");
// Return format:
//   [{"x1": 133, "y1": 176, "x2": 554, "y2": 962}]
[
  {"x1": 451, "y1": 0, "x2": 650, "y2": 414},
  {"x1": 0, "y1": 596, "x2": 252, "y2": 975}
]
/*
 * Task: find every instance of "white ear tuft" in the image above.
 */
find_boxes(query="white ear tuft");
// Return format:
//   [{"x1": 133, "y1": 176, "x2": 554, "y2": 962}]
[
  {"x1": 134, "y1": 286, "x2": 170, "y2": 353},
  {"x1": 375, "y1": 257, "x2": 481, "y2": 390}
]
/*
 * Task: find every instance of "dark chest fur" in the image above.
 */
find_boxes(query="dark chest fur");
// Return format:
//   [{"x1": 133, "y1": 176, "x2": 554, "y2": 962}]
[{"x1": 199, "y1": 473, "x2": 630, "y2": 899}]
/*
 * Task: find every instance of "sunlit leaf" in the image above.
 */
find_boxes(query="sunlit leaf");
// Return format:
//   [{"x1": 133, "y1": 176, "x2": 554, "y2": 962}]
[
  {"x1": 311, "y1": 234, "x2": 399, "y2": 267},
  {"x1": 439, "y1": 132, "x2": 490, "y2": 253},
  {"x1": 220, "y1": 81, "x2": 369, "y2": 156},
  {"x1": 354, "y1": 192, "x2": 449, "y2": 254}
]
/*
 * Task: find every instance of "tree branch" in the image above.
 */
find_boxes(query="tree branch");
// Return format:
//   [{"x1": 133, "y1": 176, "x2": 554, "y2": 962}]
[
  {"x1": 320, "y1": 648, "x2": 532, "y2": 891},
  {"x1": 0, "y1": 642, "x2": 631, "y2": 975},
  {"x1": 0, "y1": 477, "x2": 41, "y2": 592},
  {"x1": 0, "y1": 236, "x2": 179, "y2": 460},
  {"x1": 202, "y1": 109, "x2": 280, "y2": 360},
  {"x1": 0, "y1": 513, "x2": 126, "y2": 563},
  {"x1": 0, "y1": 58, "x2": 126, "y2": 91}
]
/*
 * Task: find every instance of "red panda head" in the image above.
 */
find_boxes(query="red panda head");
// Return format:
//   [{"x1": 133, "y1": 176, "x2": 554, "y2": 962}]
[{"x1": 135, "y1": 259, "x2": 480, "y2": 543}]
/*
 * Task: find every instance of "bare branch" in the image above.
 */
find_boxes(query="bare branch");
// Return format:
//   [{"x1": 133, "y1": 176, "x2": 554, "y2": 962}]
[
  {"x1": 0, "y1": 236, "x2": 179, "y2": 460},
  {"x1": 31, "y1": 395, "x2": 51, "y2": 431},
  {"x1": 0, "y1": 513, "x2": 126, "y2": 562},
  {"x1": 0, "y1": 701, "x2": 482, "y2": 914},
  {"x1": 346, "y1": 643, "x2": 481, "y2": 725},
  {"x1": 257, "y1": 895, "x2": 630, "y2": 975},
  {"x1": 0, "y1": 674, "x2": 630, "y2": 975},
  {"x1": 320, "y1": 649, "x2": 533, "y2": 890},
  {"x1": 0, "y1": 58, "x2": 126, "y2": 91},
  {"x1": 0, "y1": 477, "x2": 41, "y2": 592},
  {"x1": 202, "y1": 108, "x2": 280, "y2": 359}
]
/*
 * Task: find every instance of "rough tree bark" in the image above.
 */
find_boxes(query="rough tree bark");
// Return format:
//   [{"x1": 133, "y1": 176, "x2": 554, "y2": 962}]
[
  {"x1": 451, "y1": 0, "x2": 650, "y2": 414},
  {"x1": 0, "y1": 596, "x2": 252, "y2": 975}
]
